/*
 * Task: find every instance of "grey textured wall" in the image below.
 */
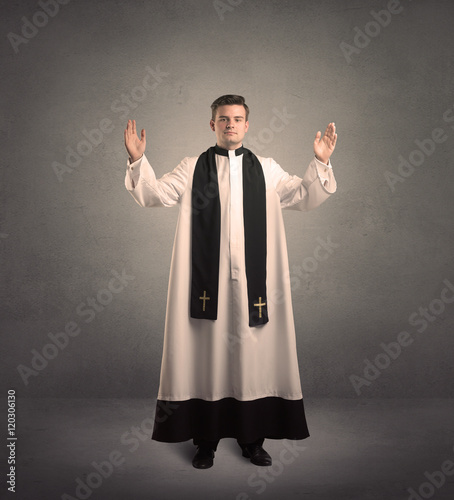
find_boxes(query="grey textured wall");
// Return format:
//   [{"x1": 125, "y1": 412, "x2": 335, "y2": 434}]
[{"x1": 2, "y1": 0, "x2": 453, "y2": 399}]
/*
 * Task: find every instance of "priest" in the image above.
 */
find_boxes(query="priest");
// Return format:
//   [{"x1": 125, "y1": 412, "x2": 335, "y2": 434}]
[{"x1": 124, "y1": 95, "x2": 337, "y2": 469}]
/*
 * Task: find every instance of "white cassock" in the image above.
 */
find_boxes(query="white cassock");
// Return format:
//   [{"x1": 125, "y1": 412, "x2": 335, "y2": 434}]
[{"x1": 125, "y1": 146, "x2": 337, "y2": 444}]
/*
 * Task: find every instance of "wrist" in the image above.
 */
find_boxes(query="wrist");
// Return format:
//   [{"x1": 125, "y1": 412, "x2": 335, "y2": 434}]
[
  {"x1": 315, "y1": 154, "x2": 329, "y2": 165},
  {"x1": 130, "y1": 154, "x2": 143, "y2": 163}
]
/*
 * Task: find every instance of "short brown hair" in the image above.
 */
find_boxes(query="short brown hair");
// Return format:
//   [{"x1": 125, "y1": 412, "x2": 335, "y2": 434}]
[{"x1": 211, "y1": 94, "x2": 249, "y2": 121}]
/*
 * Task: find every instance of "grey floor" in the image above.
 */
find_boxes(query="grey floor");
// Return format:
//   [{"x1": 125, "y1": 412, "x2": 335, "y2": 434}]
[{"x1": 8, "y1": 398, "x2": 454, "y2": 500}]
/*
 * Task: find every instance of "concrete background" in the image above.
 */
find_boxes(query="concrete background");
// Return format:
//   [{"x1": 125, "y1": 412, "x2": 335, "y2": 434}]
[{"x1": 1, "y1": 0, "x2": 454, "y2": 399}]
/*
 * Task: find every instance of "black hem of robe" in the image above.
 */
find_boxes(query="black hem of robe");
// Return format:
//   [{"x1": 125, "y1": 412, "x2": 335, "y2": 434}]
[{"x1": 151, "y1": 396, "x2": 310, "y2": 443}]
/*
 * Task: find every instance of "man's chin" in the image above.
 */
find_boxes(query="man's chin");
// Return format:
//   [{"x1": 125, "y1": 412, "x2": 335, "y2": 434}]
[{"x1": 219, "y1": 137, "x2": 242, "y2": 149}]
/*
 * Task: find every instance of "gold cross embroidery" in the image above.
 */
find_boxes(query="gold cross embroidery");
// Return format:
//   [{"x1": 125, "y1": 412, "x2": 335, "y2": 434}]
[
  {"x1": 254, "y1": 297, "x2": 266, "y2": 319},
  {"x1": 199, "y1": 290, "x2": 210, "y2": 312}
]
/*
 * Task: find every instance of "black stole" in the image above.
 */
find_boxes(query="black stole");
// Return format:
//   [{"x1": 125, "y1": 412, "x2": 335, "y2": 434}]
[{"x1": 190, "y1": 145, "x2": 268, "y2": 327}]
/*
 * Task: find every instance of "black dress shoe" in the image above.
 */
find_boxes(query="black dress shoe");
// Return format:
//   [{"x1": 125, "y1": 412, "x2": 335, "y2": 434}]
[
  {"x1": 192, "y1": 446, "x2": 215, "y2": 469},
  {"x1": 242, "y1": 444, "x2": 272, "y2": 466}
]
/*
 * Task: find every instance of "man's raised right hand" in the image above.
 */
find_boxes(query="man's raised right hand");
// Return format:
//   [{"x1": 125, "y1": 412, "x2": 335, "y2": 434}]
[{"x1": 124, "y1": 120, "x2": 146, "y2": 162}]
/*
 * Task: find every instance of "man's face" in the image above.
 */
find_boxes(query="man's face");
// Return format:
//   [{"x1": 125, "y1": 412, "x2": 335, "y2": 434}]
[{"x1": 210, "y1": 104, "x2": 249, "y2": 150}]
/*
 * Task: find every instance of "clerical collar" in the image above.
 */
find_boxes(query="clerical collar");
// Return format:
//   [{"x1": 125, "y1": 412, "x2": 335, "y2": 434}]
[{"x1": 214, "y1": 144, "x2": 245, "y2": 157}]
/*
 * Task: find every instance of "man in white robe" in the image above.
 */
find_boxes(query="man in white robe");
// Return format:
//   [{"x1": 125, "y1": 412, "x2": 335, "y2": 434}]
[{"x1": 124, "y1": 95, "x2": 337, "y2": 469}]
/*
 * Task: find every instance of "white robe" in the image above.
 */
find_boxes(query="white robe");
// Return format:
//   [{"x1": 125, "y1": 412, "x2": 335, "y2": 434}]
[{"x1": 125, "y1": 148, "x2": 336, "y2": 406}]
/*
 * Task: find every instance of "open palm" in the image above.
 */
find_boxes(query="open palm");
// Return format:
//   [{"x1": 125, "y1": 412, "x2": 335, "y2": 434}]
[
  {"x1": 124, "y1": 120, "x2": 146, "y2": 162},
  {"x1": 313, "y1": 122, "x2": 337, "y2": 164}
]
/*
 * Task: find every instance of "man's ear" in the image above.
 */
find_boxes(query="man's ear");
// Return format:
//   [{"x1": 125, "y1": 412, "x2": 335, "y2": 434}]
[
  {"x1": 210, "y1": 119, "x2": 215, "y2": 131},
  {"x1": 244, "y1": 120, "x2": 249, "y2": 133}
]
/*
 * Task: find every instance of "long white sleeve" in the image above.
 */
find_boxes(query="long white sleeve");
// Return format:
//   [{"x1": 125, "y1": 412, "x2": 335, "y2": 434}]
[
  {"x1": 125, "y1": 154, "x2": 189, "y2": 208},
  {"x1": 268, "y1": 156, "x2": 337, "y2": 211}
]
